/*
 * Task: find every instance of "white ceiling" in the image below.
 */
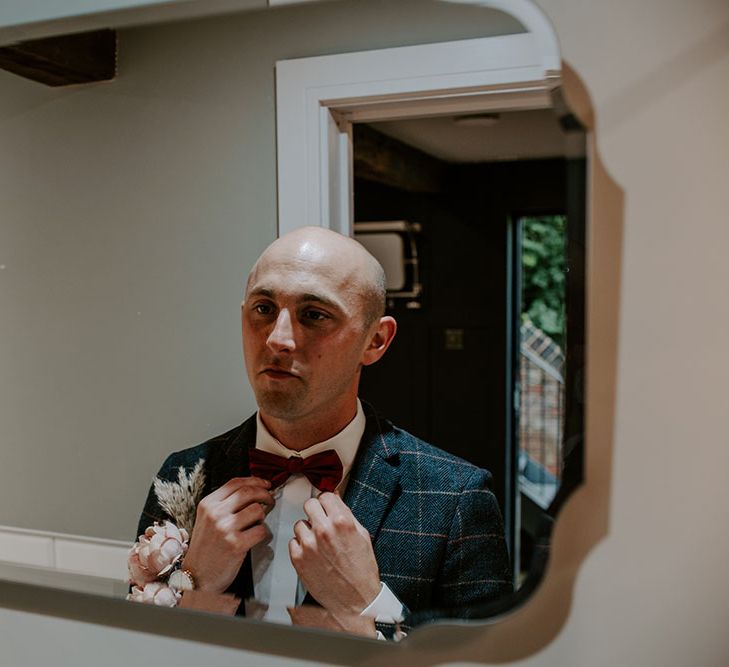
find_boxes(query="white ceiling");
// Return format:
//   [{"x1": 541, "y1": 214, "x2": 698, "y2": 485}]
[{"x1": 368, "y1": 108, "x2": 567, "y2": 164}]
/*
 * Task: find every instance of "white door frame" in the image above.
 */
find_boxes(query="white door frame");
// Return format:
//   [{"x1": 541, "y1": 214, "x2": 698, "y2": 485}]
[{"x1": 276, "y1": 26, "x2": 561, "y2": 237}]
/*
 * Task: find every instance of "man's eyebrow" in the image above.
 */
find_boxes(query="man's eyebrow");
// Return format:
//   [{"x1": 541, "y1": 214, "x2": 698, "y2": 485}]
[
  {"x1": 247, "y1": 287, "x2": 343, "y2": 311},
  {"x1": 248, "y1": 287, "x2": 274, "y2": 298},
  {"x1": 299, "y1": 293, "x2": 342, "y2": 310}
]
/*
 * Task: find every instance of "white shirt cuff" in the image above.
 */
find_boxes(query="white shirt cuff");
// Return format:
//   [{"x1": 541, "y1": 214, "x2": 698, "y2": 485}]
[{"x1": 359, "y1": 582, "x2": 404, "y2": 623}]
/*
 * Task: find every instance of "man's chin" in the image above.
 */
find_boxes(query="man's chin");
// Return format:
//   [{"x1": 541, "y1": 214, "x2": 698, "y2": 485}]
[{"x1": 255, "y1": 391, "x2": 307, "y2": 421}]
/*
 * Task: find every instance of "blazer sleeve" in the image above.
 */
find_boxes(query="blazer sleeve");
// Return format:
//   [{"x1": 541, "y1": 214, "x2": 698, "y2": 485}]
[{"x1": 434, "y1": 467, "x2": 513, "y2": 615}]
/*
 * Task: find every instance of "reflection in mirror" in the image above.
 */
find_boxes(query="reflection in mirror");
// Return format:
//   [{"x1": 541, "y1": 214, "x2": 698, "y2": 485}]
[
  {"x1": 0, "y1": 0, "x2": 584, "y2": 645},
  {"x1": 131, "y1": 226, "x2": 512, "y2": 637},
  {"x1": 124, "y1": 106, "x2": 585, "y2": 634}
]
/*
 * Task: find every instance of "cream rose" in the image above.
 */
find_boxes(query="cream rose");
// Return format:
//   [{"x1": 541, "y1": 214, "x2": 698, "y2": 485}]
[
  {"x1": 128, "y1": 521, "x2": 189, "y2": 587},
  {"x1": 127, "y1": 581, "x2": 181, "y2": 607}
]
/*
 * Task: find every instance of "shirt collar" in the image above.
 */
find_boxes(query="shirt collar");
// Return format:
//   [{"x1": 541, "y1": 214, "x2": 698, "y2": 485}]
[{"x1": 254, "y1": 398, "x2": 365, "y2": 484}]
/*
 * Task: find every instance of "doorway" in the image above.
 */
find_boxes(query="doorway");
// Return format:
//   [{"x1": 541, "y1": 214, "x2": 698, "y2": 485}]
[{"x1": 351, "y1": 113, "x2": 572, "y2": 584}]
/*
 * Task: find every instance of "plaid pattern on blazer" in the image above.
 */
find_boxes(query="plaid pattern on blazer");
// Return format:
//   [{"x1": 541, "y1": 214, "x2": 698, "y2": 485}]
[{"x1": 136, "y1": 402, "x2": 512, "y2": 625}]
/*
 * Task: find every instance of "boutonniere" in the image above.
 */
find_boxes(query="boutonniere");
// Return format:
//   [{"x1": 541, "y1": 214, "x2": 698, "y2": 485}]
[
  {"x1": 153, "y1": 458, "x2": 206, "y2": 534},
  {"x1": 127, "y1": 458, "x2": 205, "y2": 606}
]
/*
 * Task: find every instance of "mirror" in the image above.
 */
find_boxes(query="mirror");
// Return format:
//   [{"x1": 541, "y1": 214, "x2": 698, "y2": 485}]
[{"x1": 0, "y1": 0, "x2": 585, "y2": 643}]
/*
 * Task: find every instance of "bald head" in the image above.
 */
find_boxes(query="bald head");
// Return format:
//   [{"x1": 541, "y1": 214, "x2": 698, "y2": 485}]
[
  {"x1": 242, "y1": 226, "x2": 397, "y2": 441},
  {"x1": 247, "y1": 226, "x2": 386, "y2": 328}
]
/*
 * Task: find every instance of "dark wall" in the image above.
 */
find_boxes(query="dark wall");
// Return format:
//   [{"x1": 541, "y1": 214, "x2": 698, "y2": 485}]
[{"x1": 356, "y1": 158, "x2": 567, "y2": 522}]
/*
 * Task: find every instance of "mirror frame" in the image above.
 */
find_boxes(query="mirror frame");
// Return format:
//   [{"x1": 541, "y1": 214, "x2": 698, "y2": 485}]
[{"x1": 0, "y1": 1, "x2": 609, "y2": 663}]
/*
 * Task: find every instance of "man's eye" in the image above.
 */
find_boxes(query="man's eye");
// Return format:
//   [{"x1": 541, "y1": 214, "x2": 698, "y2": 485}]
[
  {"x1": 254, "y1": 304, "x2": 273, "y2": 315},
  {"x1": 303, "y1": 310, "x2": 327, "y2": 321}
]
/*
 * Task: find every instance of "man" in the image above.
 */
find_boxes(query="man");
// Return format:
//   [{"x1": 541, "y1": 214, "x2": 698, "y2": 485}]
[{"x1": 136, "y1": 226, "x2": 511, "y2": 636}]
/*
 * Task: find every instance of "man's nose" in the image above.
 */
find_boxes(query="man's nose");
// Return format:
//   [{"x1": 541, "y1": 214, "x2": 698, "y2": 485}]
[{"x1": 266, "y1": 308, "x2": 296, "y2": 352}]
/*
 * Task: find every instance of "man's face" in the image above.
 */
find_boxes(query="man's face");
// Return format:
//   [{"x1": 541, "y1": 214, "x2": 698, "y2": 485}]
[{"x1": 242, "y1": 241, "x2": 374, "y2": 424}]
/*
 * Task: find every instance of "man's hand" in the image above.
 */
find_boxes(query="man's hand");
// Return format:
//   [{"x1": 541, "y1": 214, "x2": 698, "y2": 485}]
[
  {"x1": 178, "y1": 590, "x2": 240, "y2": 616},
  {"x1": 288, "y1": 604, "x2": 377, "y2": 638},
  {"x1": 182, "y1": 477, "x2": 273, "y2": 594},
  {"x1": 289, "y1": 492, "x2": 381, "y2": 615}
]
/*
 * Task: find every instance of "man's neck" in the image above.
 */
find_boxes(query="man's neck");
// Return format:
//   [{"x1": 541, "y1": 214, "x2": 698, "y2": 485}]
[{"x1": 259, "y1": 400, "x2": 359, "y2": 451}]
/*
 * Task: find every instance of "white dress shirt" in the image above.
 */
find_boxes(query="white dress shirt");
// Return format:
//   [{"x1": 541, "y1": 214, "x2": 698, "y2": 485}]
[{"x1": 246, "y1": 399, "x2": 403, "y2": 627}]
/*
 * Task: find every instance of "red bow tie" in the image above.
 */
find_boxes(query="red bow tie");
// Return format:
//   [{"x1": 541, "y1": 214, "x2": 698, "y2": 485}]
[{"x1": 248, "y1": 448, "x2": 343, "y2": 493}]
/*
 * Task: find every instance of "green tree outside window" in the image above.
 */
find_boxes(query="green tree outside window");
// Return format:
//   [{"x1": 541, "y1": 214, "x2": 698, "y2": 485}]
[{"x1": 521, "y1": 215, "x2": 567, "y2": 348}]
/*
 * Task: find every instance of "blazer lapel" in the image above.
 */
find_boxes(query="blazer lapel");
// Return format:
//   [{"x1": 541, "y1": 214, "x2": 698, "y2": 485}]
[
  {"x1": 302, "y1": 406, "x2": 401, "y2": 608},
  {"x1": 207, "y1": 415, "x2": 256, "y2": 488},
  {"x1": 344, "y1": 404, "x2": 401, "y2": 541}
]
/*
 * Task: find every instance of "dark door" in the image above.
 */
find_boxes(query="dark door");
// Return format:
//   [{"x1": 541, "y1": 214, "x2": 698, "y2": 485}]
[{"x1": 355, "y1": 149, "x2": 568, "y2": 569}]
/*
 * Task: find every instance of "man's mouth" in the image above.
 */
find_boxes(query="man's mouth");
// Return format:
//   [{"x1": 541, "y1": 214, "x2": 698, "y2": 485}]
[{"x1": 261, "y1": 366, "x2": 298, "y2": 380}]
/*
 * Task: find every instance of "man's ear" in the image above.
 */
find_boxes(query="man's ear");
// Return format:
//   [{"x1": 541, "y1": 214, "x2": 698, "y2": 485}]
[{"x1": 361, "y1": 316, "x2": 397, "y2": 367}]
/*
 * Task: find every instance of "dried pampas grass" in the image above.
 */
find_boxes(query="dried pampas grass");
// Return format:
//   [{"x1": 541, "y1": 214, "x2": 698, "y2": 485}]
[{"x1": 153, "y1": 458, "x2": 205, "y2": 534}]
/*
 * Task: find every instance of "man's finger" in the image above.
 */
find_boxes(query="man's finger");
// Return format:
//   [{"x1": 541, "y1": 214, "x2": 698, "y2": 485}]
[
  {"x1": 292, "y1": 518, "x2": 315, "y2": 549},
  {"x1": 302, "y1": 497, "x2": 328, "y2": 526},
  {"x1": 239, "y1": 523, "x2": 271, "y2": 552},
  {"x1": 223, "y1": 485, "x2": 274, "y2": 513},
  {"x1": 288, "y1": 536, "x2": 303, "y2": 566},
  {"x1": 206, "y1": 476, "x2": 271, "y2": 503},
  {"x1": 318, "y1": 491, "x2": 349, "y2": 520}
]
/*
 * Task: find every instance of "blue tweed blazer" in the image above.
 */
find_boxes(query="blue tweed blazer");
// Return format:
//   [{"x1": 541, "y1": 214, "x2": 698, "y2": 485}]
[{"x1": 136, "y1": 402, "x2": 512, "y2": 625}]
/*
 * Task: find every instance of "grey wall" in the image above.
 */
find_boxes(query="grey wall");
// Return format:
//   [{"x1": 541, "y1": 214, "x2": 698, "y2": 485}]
[{"x1": 0, "y1": 0, "x2": 522, "y2": 540}]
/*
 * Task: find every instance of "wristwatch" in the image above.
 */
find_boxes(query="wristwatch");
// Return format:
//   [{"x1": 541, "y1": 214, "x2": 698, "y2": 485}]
[{"x1": 168, "y1": 568, "x2": 196, "y2": 591}]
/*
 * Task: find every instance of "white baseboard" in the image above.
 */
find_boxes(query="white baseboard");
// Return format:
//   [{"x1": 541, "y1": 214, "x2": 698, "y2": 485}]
[{"x1": 0, "y1": 525, "x2": 129, "y2": 581}]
